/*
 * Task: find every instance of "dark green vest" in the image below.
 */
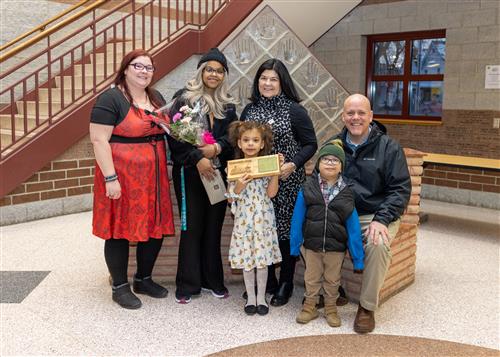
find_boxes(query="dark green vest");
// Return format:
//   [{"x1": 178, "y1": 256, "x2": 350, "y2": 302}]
[{"x1": 302, "y1": 174, "x2": 354, "y2": 252}]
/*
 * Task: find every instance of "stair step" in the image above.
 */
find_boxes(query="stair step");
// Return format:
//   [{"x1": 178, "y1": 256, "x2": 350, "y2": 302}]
[
  {"x1": 105, "y1": 41, "x2": 140, "y2": 53},
  {"x1": 55, "y1": 74, "x2": 105, "y2": 90},
  {"x1": 38, "y1": 87, "x2": 83, "y2": 102},
  {"x1": 0, "y1": 127, "x2": 40, "y2": 150},
  {"x1": 0, "y1": 114, "x2": 40, "y2": 130},
  {"x1": 74, "y1": 63, "x2": 116, "y2": 76},
  {"x1": 16, "y1": 101, "x2": 62, "y2": 116},
  {"x1": 1, "y1": 128, "x2": 26, "y2": 148},
  {"x1": 91, "y1": 52, "x2": 124, "y2": 65}
]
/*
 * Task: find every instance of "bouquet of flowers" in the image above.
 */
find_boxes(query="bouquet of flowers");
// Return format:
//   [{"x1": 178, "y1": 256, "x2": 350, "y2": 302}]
[{"x1": 158, "y1": 100, "x2": 215, "y2": 146}]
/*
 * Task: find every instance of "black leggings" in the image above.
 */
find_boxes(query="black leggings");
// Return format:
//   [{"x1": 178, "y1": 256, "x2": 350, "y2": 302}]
[
  {"x1": 267, "y1": 239, "x2": 297, "y2": 290},
  {"x1": 104, "y1": 238, "x2": 164, "y2": 287}
]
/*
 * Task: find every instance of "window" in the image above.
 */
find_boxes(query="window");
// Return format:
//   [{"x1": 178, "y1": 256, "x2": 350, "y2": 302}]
[{"x1": 366, "y1": 30, "x2": 446, "y2": 122}]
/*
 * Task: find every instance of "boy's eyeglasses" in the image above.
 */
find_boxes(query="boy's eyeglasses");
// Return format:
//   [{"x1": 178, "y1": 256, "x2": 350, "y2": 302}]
[
  {"x1": 204, "y1": 66, "x2": 225, "y2": 75},
  {"x1": 320, "y1": 157, "x2": 341, "y2": 165},
  {"x1": 129, "y1": 63, "x2": 155, "y2": 72}
]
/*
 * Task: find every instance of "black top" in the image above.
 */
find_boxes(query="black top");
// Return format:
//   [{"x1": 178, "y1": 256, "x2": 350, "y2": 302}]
[
  {"x1": 90, "y1": 86, "x2": 166, "y2": 126},
  {"x1": 330, "y1": 123, "x2": 411, "y2": 225},
  {"x1": 167, "y1": 89, "x2": 237, "y2": 169}
]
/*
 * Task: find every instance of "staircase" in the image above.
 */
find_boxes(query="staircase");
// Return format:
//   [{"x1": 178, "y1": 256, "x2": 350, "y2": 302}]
[{"x1": 0, "y1": 0, "x2": 262, "y2": 197}]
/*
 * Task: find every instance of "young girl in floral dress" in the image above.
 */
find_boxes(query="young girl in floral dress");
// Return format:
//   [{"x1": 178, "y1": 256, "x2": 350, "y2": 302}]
[{"x1": 227, "y1": 121, "x2": 282, "y2": 316}]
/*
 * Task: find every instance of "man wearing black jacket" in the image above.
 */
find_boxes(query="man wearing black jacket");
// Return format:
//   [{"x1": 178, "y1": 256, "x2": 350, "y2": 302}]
[{"x1": 329, "y1": 94, "x2": 411, "y2": 334}]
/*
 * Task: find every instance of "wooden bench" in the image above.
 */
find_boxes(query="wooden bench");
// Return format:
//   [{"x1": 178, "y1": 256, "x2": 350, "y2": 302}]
[{"x1": 423, "y1": 153, "x2": 500, "y2": 170}]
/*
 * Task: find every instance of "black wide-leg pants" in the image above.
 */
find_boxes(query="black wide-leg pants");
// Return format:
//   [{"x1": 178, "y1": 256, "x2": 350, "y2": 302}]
[{"x1": 172, "y1": 165, "x2": 227, "y2": 296}]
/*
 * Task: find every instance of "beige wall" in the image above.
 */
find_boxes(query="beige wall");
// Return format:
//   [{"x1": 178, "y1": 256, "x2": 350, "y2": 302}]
[{"x1": 310, "y1": 0, "x2": 500, "y2": 159}]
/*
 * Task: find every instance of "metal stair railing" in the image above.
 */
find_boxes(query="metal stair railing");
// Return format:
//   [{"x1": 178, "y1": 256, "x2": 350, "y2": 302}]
[{"x1": 0, "y1": 0, "x2": 228, "y2": 158}]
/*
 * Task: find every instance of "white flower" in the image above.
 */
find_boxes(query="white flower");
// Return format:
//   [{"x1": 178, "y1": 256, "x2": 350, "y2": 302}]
[
  {"x1": 179, "y1": 105, "x2": 190, "y2": 113},
  {"x1": 181, "y1": 117, "x2": 192, "y2": 123}
]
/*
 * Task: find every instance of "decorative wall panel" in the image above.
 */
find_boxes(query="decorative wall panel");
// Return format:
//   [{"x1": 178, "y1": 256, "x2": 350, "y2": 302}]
[{"x1": 221, "y1": 6, "x2": 350, "y2": 143}]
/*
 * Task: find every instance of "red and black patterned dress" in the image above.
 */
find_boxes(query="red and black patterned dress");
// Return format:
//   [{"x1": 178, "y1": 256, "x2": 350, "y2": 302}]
[{"x1": 90, "y1": 87, "x2": 175, "y2": 242}]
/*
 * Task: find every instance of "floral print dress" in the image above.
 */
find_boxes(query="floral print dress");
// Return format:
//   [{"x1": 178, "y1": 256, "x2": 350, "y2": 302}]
[{"x1": 228, "y1": 177, "x2": 282, "y2": 271}]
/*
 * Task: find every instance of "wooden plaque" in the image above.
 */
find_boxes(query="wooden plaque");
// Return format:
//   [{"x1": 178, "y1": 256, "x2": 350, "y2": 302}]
[{"x1": 227, "y1": 154, "x2": 281, "y2": 181}]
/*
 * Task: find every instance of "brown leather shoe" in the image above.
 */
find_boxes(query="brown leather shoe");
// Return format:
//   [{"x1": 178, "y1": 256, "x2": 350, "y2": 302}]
[{"x1": 353, "y1": 304, "x2": 375, "y2": 333}]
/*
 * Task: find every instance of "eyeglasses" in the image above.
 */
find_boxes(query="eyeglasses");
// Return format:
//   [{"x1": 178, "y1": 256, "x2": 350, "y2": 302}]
[
  {"x1": 129, "y1": 63, "x2": 155, "y2": 72},
  {"x1": 204, "y1": 66, "x2": 225, "y2": 75},
  {"x1": 320, "y1": 157, "x2": 341, "y2": 165}
]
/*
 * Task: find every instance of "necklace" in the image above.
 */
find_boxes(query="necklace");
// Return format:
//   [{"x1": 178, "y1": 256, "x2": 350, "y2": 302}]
[{"x1": 134, "y1": 95, "x2": 149, "y2": 108}]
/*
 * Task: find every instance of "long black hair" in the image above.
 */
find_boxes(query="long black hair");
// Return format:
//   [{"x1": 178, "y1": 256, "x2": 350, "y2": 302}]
[{"x1": 250, "y1": 58, "x2": 301, "y2": 103}]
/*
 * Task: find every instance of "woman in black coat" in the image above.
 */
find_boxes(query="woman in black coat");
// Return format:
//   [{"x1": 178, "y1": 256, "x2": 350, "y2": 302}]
[{"x1": 167, "y1": 48, "x2": 237, "y2": 304}]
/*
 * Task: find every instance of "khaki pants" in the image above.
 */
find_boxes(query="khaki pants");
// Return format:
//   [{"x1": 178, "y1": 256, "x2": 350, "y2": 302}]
[
  {"x1": 359, "y1": 214, "x2": 401, "y2": 311},
  {"x1": 302, "y1": 247, "x2": 345, "y2": 302}
]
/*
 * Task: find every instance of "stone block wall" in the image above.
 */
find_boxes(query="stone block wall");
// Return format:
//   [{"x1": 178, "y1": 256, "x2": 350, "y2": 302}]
[{"x1": 309, "y1": 0, "x2": 500, "y2": 160}]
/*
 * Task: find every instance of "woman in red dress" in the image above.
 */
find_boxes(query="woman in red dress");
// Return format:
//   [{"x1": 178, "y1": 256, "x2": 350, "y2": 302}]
[{"x1": 90, "y1": 49, "x2": 175, "y2": 309}]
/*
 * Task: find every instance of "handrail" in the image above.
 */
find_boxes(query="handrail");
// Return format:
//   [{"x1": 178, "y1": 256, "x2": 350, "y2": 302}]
[
  {"x1": 0, "y1": 0, "x2": 231, "y2": 155},
  {"x1": 0, "y1": 0, "x2": 93, "y2": 53},
  {"x1": 0, "y1": 0, "x2": 109, "y2": 62},
  {"x1": 0, "y1": 0, "x2": 262, "y2": 198}
]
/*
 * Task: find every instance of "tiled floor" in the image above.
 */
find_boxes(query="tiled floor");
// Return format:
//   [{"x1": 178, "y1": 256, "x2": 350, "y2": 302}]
[{"x1": 1, "y1": 199, "x2": 499, "y2": 356}]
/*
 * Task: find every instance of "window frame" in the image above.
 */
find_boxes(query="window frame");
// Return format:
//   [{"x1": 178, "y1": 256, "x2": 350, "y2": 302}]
[{"x1": 365, "y1": 29, "x2": 446, "y2": 123}]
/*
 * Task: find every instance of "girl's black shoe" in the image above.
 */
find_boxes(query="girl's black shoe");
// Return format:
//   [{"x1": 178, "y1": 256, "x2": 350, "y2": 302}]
[
  {"x1": 257, "y1": 304, "x2": 269, "y2": 315},
  {"x1": 244, "y1": 304, "x2": 257, "y2": 315}
]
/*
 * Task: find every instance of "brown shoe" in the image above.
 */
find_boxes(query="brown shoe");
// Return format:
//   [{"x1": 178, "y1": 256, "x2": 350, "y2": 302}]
[
  {"x1": 353, "y1": 304, "x2": 375, "y2": 333},
  {"x1": 296, "y1": 297, "x2": 319, "y2": 324},
  {"x1": 324, "y1": 298, "x2": 341, "y2": 327}
]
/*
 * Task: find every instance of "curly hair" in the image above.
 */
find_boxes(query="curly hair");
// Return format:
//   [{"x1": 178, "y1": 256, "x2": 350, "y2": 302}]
[{"x1": 228, "y1": 121, "x2": 274, "y2": 159}]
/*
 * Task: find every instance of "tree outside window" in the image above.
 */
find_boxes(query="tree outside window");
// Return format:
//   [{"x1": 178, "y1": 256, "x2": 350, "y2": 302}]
[{"x1": 366, "y1": 30, "x2": 446, "y2": 122}]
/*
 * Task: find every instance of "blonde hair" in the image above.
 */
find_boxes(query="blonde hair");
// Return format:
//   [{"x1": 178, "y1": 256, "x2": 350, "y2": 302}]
[{"x1": 183, "y1": 62, "x2": 235, "y2": 118}]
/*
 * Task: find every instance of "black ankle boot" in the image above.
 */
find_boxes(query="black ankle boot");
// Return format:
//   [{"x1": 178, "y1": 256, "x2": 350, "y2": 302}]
[
  {"x1": 112, "y1": 283, "x2": 142, "y2": 309},
  {"x1": 133, "y1": 276, "x2": 168, "y2": 298},
  {"x1": 336, "y1": 285, "x2": 348, "y2": 306},
  {"x1": 270, "y1": 282, "x2": 293, "y2": 307}
]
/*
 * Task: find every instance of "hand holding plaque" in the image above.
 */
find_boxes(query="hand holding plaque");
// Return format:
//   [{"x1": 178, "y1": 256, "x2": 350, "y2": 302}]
[{"x1": 227, "y1": 154, "x2": 281, "y2": 181}]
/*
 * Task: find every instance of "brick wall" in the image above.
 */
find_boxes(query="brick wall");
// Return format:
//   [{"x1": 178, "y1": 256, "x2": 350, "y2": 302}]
[
  {"x1": 423, "y1": 163, "x2": 500, "y2": 193},
  {"x1": 309, "y1": 0, "x2": 500, "y2": 160},
  {"x1": 1, "y1": 158, "x2": 95, "y2": 207},
  {"x1": 0, "y1": 136, "x2": 95, "y2": 224}
]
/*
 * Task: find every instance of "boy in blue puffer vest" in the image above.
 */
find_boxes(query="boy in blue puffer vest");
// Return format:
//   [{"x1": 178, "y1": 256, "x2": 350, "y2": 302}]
[{"x1": 290, "y1": 139, "x2": 364, "y2": 327}]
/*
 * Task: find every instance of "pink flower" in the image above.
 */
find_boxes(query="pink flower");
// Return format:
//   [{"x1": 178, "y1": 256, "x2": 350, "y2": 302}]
[
  {"x1": 202, "y1": 131, "x2": 216, "y2": 144},
  {"x1": 172, "y1": 112, "x2": 182, "y2": 122}
]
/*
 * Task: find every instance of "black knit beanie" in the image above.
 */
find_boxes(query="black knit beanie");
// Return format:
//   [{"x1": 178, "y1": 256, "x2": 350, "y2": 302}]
[
  {"x1": 316, "y1": 139, "x2": 345, "y2": 170},
  {"x1": 197, "y1": 48, "x2": 228, "y2": 73}
]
